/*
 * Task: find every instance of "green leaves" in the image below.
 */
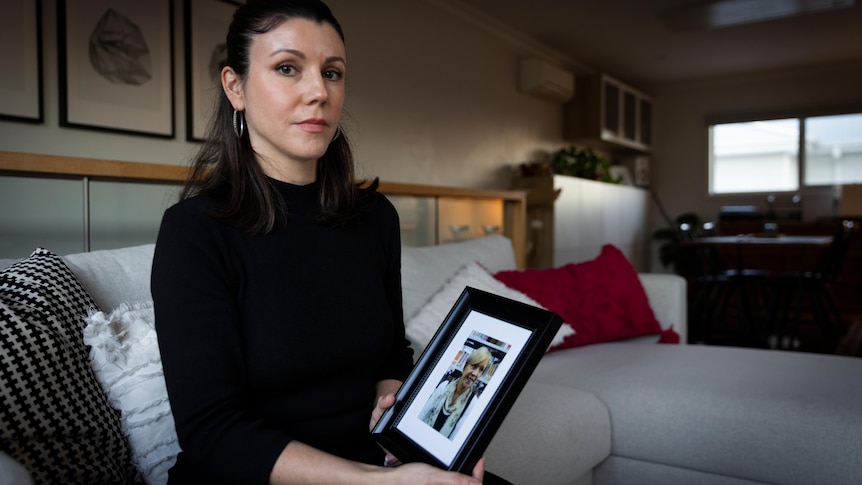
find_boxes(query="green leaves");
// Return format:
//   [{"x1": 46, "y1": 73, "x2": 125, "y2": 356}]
[
  {"x1": 651, "y1": 212, "x2": 701, "y2": 270},
  {"x1": 550, "y1": 146, "x2": 620, "y2": 183}
]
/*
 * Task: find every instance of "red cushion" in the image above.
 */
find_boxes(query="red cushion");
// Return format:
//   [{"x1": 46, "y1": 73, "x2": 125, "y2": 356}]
[{"x1": 494, "y1": 244, "x2": 679, "y2": 350}]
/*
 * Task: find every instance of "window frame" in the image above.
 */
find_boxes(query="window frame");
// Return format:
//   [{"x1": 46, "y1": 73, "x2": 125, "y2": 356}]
[{"x1": 707, "y1": 107, "x2": 862, "y2": 196}]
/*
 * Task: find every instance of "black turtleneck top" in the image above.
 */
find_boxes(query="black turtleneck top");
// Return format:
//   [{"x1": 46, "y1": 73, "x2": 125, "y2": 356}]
[{"x1": 151, "y1": 179, "x2": 413, "y2": 484}]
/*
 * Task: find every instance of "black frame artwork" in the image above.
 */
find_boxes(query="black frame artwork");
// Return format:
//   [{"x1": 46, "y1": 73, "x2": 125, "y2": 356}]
[
  {"x1": 184, "y1": 0, "x2": 240, "y2": 142},
  {"x1": 58, "y1": 0, "x2": 175, "y2": 138},
  {"x1": 372, "y1": 287, "x2": 563, "y2": 474},
  {"x1": 0, "y1": 0, "x2": 44, "y2": 123}
]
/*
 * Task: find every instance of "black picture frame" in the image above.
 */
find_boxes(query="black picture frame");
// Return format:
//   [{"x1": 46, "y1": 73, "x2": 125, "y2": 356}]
[
  {"x1": 372, "y1": 286, "x2": 563, "y2": 474},
  {"x1": 58, "y1": 0, "x2": 175, "y2": 138},
  {"x1": 0, "y1": 0, "x2": 43, "y2": 123},
  {"x1": 184, "y1": 0, "x2": 240, "y2": 142}
]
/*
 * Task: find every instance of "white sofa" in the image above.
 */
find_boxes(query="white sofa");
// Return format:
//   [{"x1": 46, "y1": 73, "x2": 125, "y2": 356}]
[{"x1": 2, "y1": 235, "x2": 861, "y2": 484}]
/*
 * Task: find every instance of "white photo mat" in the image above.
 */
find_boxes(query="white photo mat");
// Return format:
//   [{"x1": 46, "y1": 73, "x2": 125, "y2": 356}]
[
  {"x1": 397, "y1": 310, "x2": 530, "y2": 465},
  {"x1": 372, "y1": 286, "x2": 563, "y2": 473}
]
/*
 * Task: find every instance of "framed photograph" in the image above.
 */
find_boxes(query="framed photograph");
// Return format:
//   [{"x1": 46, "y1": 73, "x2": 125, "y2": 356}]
[
  {"x1": 372, "y1": 287, "x2": 563, "y2": 473},
  {"x1": 58, "y1": 0, "x2": 174, "y2": 138},
  {"x1": 0, "y1": 0, "x2": 43, "y2": 123},
  {"x1": 184, "y1": 0, "x2": 239, "y2": 141}
]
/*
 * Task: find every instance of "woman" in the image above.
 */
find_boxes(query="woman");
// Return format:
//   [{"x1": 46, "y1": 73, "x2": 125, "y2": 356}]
[
  {"x1": 152, "y1": 1, "x2": 486, "y2": 483},
  {"x1": 420, "y1": 347, "x2": 493, "y2": 439}
]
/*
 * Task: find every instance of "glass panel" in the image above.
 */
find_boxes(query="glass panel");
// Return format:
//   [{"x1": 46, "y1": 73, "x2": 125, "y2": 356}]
[
  {"x1": 0, "y1": 176, "x2": 85, "y2": 259},
  {"x1": 438, "y1": 198, "x2": 503, "y2": 245},
  {"x1": 804, "y1": 113, "x2": 862, "y2": 186},
  {"x1": 388, "y1": 195, "x2": 437, "y2": 247},
  {"x1": 639, "y1": 99, "x2": 652, "y2": 145},
  {"x1": 623, "y1": 91, "x2": 637, "y2": 141},
  {"x1": 89, "y1": 181, "x2": 182, "y2": 251},
  {"x1": 603, "y1": 81, "x2": 620, "y2": 135},
  {"x1": 710, "y1": 119, "x2": 800, "y2": 194}
]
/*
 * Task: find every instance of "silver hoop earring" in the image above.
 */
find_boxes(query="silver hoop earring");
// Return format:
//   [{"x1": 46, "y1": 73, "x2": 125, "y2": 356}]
[
  {"x1": 330, "y1": 125, "x2": 341, "y2": 143},
  {"x1": 233, "y1": 109, "x2": 245, "y2": 139}
]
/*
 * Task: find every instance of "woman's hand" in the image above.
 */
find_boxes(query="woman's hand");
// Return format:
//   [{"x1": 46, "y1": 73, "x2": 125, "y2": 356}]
[
  {"x1": 370, "y1": 380, "x2": 486, "y2": 483},
  {"x1": 371, "y1": 393, "x2": 403, "y2": 467},
  {"x1": 381, "y1": 457, "x2": 484, "y2": 485},
  {"x1": 269, "y1": 441, "x2": 484, "y2": 485},
  {"x1": 370, "y1": 392, "x2": 395, "y2": 431}
]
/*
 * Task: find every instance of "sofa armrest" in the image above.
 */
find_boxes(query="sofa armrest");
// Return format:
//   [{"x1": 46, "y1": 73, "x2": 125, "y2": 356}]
[{"x1": 638, "y1": 273, "x2": 687, "y2": 343}]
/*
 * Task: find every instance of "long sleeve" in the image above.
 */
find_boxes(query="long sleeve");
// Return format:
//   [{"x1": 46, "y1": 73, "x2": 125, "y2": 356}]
[
  {"x1": 151, "y1": 184, "x2": 414, "y2": 484},
  {"x1": 374, "y1": 200, "x2": 415, "y2": 383},
  {"x1": 152, "y1": 201, "x2": 291, "y2": 485}
]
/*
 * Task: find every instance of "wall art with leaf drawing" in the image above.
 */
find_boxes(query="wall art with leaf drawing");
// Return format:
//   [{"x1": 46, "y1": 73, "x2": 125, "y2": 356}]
[{"x1": 58, "y1": 0, "x2": 174, "y2": 138}]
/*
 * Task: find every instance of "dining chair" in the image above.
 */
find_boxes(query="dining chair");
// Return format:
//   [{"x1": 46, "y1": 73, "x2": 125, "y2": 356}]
[
  {"x1": 766, "y1": 220, "x2": 856, "y2": 352},
  {"x1": 684, "y1": 222, "x2": 770, "y2": 346}
]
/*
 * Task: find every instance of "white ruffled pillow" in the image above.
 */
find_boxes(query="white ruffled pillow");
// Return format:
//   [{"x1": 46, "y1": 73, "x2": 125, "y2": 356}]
[
  {"x1": 405, "y1": 261, "x2": 575, "y2": 356},
  {"x1": 83, "y1": 301, "x2": 180, "y2": 485}
]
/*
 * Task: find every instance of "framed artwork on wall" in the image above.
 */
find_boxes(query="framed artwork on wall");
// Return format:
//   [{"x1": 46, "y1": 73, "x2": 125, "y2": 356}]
[
  {"x1": 0, "y1": 0, "x2": 43, "y2": 123},
  {"x1": 184, "y1": 0, "x2": 240, "y2": 142},
  {"x1": 58, "y1": 0, "x2": 175, "y2": 138},
  {"x1": 372, "y1": 287, "x2": 562, "y2": 474}
]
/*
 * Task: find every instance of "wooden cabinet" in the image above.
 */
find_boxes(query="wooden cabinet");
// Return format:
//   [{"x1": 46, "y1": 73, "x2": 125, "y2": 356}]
[
  {"x1": 388, "y1": 196, "x2": 505, "y2": 246},
  {"x1": 437, "y1": 197, "x2": 504, "y2": 244},
  {"x1": 511, "y1": 176, "x2": 561, "y2": 269},
  {"x1": 566, "y1": 73, "x2": 653, "y2": 152}
]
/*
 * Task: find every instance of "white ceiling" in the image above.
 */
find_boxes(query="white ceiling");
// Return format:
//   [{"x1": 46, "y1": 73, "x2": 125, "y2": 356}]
[{"x1": 454, "y1": 0, "x2": 862, "y2": 88}]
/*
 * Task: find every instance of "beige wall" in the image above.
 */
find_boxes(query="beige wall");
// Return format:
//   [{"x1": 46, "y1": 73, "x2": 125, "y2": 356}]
[
  {"x1": 0, "y1": 0, "x2": 580, "y2": 189},
  {"x1": 329, "y1": 0, "x2": 573, "y2": 188}
]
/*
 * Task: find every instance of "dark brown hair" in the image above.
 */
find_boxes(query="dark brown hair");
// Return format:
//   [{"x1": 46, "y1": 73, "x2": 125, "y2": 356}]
[{"x1": 182, "y1": 0, "x2": 374, "y2": 233}]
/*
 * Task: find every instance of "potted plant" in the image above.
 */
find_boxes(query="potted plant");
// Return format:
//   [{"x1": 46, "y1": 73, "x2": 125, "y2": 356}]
[
  {"x1": 652, "y1": 212, "x2": 701, "y2": 274},
  {"x1": 549, "y1": 146, "x2": 621, "y2": 184}
]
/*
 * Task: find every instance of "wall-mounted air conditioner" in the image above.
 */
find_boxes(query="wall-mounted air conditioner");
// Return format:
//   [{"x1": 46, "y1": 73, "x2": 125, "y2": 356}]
[{"x1": 518, "y1": 59, "x2": 575, "y2": 102}]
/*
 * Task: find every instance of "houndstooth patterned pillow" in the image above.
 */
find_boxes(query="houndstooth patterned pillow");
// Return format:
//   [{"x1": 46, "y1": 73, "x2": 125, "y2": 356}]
[{"x1": 0, "y1": 248, "x2": 139, "y2": 484}]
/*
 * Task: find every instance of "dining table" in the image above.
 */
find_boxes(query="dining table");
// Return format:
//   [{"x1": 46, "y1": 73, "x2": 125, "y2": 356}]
[
  {"x1": 680, "y1": 233, "x2": 834, "y2": 348},
  {"x1": 683, "y1": 234, "x2": 833, "y2": 248}
]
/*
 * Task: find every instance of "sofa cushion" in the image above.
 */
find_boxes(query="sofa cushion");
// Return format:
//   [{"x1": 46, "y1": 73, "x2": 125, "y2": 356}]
[
  {"x1": 0, "y1": 452, "x2": 33, "y2": 485},
  {"x1": 485, "y1": 382, "x2": 611, "y2": 485},
  {"x1": 0, "y1": 259, "x2": 17, "y2": 272},
  {"x1": 0, "y1": 248, "x2": 138, "y2": 484},
  {"x1": 401, "y1": 235, "x2": 518, "y2": 321},
  {"x1": 495, "y1": 244, "x2": 677, "y2": 348},
  {"x1": 83, "y1": 300, "x2": 180, "y2": 485},
  {"x1": 64, "y1": 244, "x2": 156, "y2": 313},
  {"x1": 405, "y1": 261, "x2": 575, "y2": 355},
  {"x1": 534, "y1": 343, "x2": 862, "y2": 485}
]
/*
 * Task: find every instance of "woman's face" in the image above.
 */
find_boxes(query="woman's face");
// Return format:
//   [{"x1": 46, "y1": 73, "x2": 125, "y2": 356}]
[
  {"x1": 223, "y1": 18, "x2": 346, "y2": 183},
  {"x1": 458, "y1": 362, "x2": 485, "y2": 391}
]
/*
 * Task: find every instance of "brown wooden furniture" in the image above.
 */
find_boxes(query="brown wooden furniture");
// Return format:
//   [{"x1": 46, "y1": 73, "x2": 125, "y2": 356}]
[
  {"x1": 713, "y1": 220, "x2": 862, "y2": 352},
  {"x1": 717, "y1": 220, "x2": 862, "y2": 315},
  {"x1": 511, "y1": 175, "x2": 561, "y2": 269},
  {"x1": 565, "y1": 73, "x2": 653, "y2": 153},
  {"x1": 682, "y1": 234, "x2": 835, "y2": 347},
  {"x1": 0, "y1": 151, "x2": 528, "y2": 269}
]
